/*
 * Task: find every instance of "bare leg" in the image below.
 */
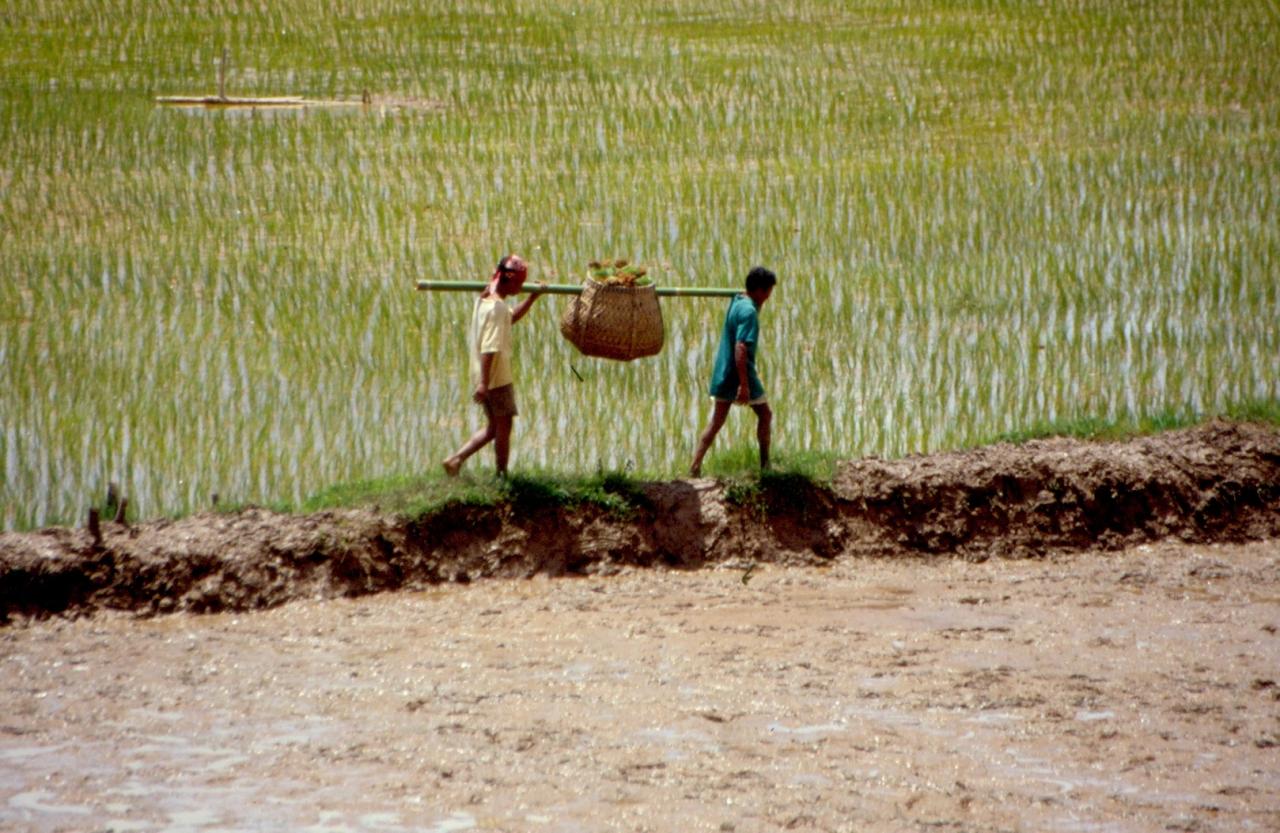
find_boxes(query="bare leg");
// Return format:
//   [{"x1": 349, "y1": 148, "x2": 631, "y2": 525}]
[
  {"x1": 443, "y1": 422, "x2": 496, "y2": 477},
  {"x1": 689, "y1": 399, "x2": 732, "y2": 477},
  {"x1": 752, "y1": 402, "x2": 772, "y2": 470},
  {"x1": 492, "y1": 413, "x2": 514, "y2": 476}
]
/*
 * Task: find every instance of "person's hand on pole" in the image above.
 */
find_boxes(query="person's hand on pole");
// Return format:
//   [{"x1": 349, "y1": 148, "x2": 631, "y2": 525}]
[{"x1": 512, "y1": 280, "x2": 546, "y2": 323}]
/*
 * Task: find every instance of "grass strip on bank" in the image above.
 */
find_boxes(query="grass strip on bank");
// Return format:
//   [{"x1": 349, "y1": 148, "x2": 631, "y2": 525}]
[
  {"x1": 988, "y1": 397, "x2": 1280, "y2": 445},
  {"x1": 296, "y1": 468, "x2": 651, "y2": 520},
  {"x1": 289, "y1": 447, "x2": 841, "y2": 522},
  {"x1": 56, "y1": 401, "x2": 1280, "y2": 530},
  {"x1": 294, "y1": 401, "x2": 1280, "y2": 521}
]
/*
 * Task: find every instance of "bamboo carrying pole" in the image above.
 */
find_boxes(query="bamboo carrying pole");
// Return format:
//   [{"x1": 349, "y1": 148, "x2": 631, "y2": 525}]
[{"x1": 415, "y1": 280, "x2": 740, "y2": 298}]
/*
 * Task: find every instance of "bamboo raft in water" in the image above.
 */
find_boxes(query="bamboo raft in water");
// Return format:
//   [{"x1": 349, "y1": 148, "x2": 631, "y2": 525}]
[
  {"x1": 156, "y1": 49, "x2": 368, "y2": 109},
  {"x1": 156, "y1": 95, "x2": 307, "y2": 107}
]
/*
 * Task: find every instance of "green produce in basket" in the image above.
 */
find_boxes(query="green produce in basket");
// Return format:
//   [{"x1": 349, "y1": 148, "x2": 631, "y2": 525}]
[{"x1": 587, "y1": 258, "x2": 652, "y2": 287}]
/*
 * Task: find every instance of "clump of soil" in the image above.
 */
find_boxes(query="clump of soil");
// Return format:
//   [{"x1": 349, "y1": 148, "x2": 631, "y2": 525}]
[
  {"x1": 834, "y1": 418, "x2": 1280, "y2": 557},
  {"x1": 2, "y1": 420, "x2": 1278, "y2": 622}
]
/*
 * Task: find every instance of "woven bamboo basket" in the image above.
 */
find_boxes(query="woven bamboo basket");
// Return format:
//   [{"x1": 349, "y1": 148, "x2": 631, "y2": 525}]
[{"x1": 560, "y1": 277, "x2": 665, "y2": 361}]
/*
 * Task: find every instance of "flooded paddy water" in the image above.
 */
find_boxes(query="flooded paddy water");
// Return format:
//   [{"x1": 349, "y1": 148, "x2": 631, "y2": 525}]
[
  {"x1": 2, "y1": 540, "x2": 1277, "y2": 833},
  {"x1": 4, "y1": 0, "x2": 1279, "y2": 530}
]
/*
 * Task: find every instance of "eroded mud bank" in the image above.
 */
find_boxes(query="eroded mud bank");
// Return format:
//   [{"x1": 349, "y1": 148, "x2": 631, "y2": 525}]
[{"x1": 2, "y1": 420, "x2": 1277, "y2": 620}]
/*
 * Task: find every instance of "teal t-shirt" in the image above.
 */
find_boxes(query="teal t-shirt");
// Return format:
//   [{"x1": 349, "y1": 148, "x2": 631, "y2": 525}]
[{"x1": 709, "y1": 294, "x2": 764, "y2": 400}]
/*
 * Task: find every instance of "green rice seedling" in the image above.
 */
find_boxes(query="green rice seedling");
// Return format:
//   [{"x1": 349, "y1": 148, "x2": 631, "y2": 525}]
[{"x1": 1, "y1": 0, "x2": 1277, "y2": 528}]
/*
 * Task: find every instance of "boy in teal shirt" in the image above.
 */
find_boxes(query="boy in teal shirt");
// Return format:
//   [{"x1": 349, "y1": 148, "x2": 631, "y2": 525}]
[{"x1": 690, "y1": 266, "x2": 777, "y2": 476}]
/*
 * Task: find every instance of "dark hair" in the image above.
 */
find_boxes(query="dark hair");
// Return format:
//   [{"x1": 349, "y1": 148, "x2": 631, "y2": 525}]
[
  {"x1": 496, "y1": 254, "x2": 527, "y2": 279},
  {"x1": 745, "y1": 266, "x2": 777, "y2": 292}
]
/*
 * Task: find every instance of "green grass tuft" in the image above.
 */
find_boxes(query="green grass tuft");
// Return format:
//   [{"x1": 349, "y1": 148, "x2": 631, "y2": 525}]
[
  {"x1": 709, "y1": 446, "x2": 839, "y2": 518},
  {"x1": 1225, "y1": 398, "x2": 1280, "y2": 426},
  {"x1": 700, "y1": 444, "x2": 840, "y2": 484},
  {"x1": 295, "y1": 468, "x2": 649, "y2": 520},
  {"x1": 298, "y1": 474, "x2": 501, "y2": 519}
]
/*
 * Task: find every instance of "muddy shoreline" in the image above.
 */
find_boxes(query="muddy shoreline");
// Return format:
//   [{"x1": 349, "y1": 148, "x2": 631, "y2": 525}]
[
  {"x1": 3, "y1": 420, "x2": 1279, "y2": 622},
  {"x1": 2, "y1": 421, "x2": 1279, "y2": 831},
  {"x1": 2, "y1": 541, "x2": 1277, "y2": 832}
]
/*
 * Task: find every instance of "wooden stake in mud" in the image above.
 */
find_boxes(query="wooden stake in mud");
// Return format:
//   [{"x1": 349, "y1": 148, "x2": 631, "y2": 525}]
[
  {"x1": 218, "y1": 47, "x2": 228, "y2": 100},
  {"x1": 87, "y1": 507, "x2": 102, "y2": 549},
  {"x1": 157, "y1": 49, "x2": 302, "y2": 108},
  {"x1": 105, "y1": 481, "x2": 120, "y2": 519}
]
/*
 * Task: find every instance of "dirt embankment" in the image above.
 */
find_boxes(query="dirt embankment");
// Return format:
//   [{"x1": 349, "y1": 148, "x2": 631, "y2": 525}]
[{"x1": 2, "y1": 420, "x2": 1278, "y2": 621}]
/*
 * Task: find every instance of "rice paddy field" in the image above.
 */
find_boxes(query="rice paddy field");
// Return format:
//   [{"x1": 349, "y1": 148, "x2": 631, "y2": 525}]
[{"x1": 2, "y1": 0, "x2": 1277, "y2": 530}]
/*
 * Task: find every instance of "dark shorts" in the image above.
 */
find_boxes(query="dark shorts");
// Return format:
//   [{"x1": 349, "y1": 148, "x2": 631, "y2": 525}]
[
  {"x1": 482, "y1": 384, "x2": 518, "y2": 419},
  {"x1": 712, "y1": 394, "x2": 768, "y2": 406}
]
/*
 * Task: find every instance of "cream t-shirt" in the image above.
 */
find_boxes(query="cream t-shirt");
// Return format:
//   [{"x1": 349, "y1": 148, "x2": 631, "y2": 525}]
[{"x1": 470, "y1": 296, "x2": 514, "y2": 389}]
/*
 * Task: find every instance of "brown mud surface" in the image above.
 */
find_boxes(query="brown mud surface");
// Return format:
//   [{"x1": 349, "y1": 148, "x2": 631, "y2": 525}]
[
  {"x1": 1, "y1": 422, "x2": 1279, "y2": 831},
  {"x1": 2, "y1": 420, "x2": 1278, "y2": 622},
  {"x1": 2, "y1": 541, "x2": 1277, "y2": 831}
]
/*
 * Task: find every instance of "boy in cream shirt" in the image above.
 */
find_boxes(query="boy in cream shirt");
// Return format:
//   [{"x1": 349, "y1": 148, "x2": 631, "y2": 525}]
[{"x1": 443, "y1": 254, "x2": 543, "y2": 477}]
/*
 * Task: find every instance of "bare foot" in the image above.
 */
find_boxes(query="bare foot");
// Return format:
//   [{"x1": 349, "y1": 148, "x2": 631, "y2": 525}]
[{"x1": 442, "y1": 458, "x2": 461, "y2": 477}]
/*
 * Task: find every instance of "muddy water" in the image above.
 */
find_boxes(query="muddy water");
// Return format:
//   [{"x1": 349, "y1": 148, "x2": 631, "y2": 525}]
[{"x1": 2, "y1": 540, "x2": 1278, "y2": 832}]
